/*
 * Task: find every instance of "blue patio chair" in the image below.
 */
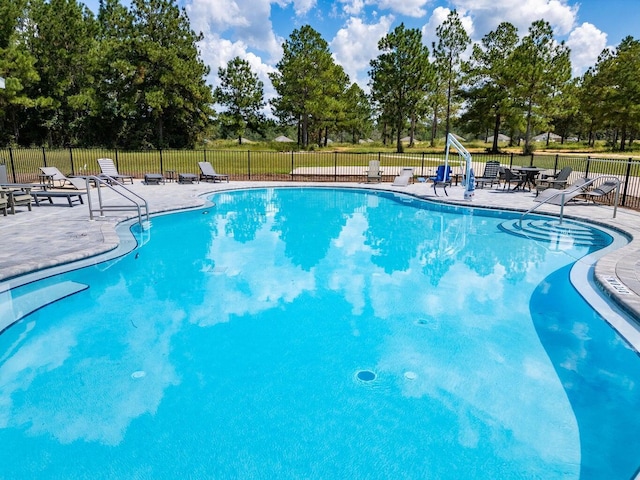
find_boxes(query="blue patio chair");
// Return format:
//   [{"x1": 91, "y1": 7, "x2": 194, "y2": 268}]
[{"x1": 428, "y1": 165, "x2": 452, "y2": 196}]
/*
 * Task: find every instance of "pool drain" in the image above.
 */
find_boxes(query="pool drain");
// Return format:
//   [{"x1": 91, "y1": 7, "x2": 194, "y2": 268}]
[{"x1": 356, "y1": 370, "x2": 376, "y2": 382}]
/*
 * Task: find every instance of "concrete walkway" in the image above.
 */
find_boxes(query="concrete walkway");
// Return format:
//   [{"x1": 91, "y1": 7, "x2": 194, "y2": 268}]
[{"x1": 1, "y1": 178, "x2": 639, "y2": 322}]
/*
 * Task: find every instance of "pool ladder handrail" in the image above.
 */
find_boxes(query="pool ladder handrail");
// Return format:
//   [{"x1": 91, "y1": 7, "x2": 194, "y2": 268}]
[
  {"x1": 519, "y1": 175, "x2": 620, "y2": 229},
  {"x1": 84, "y1": 175, "x2": 150, "y2": 227}
]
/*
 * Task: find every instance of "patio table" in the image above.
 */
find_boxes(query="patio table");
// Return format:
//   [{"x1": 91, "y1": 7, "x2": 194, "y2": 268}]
[{"x1": 513, "y1": 167, "x2": 544, "y2": 191}]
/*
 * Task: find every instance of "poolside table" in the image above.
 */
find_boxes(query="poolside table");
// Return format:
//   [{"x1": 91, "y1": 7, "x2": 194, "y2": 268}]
[{"x1": 513, "y1": 167, "x2": 544, "y2": 191}]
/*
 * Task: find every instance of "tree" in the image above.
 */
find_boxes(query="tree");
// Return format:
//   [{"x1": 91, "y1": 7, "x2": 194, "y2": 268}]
[
  {"x1": 590, "y1": 37, "x2": 640, "y2": 150},
  {"x1": 551, "y1": 78, "x2": 580, "y2": 143},
  {"x1": 0, "y1": 0, "x2": 52, "y2": 145},
  {"x1": 433, "y1": 10, "x2": 470, "y2": 144},
  {"x1": 464, "y1": 22, "x2": 519, "y2": 152},
  {"x1": 269, "y1": 25, "x2": 343, "y2": 147},
  {"x1": 96, "y1": 0, "x2": 213, "y2": 148},
  {"x1": 21, "y1": 0, "x2": 98, "y2": 146},
  {"x1": 369, "y1": 23, "x2": 433, "y2": 152},
  {"x1": 214, "y1": 57, "x2": 265, "y2": 145},
  {"x1": 510, "y1": 20, "x2": 572, "y2": 154},
  {"x1": 342, "y1": 83, "x2": 373, "y2": 143}
]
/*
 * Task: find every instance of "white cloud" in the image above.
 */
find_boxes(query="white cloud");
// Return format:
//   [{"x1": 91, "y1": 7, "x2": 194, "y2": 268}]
[
  {"x1": 292, "y1": 0, "x2": 317, "y2": 15},
  {"x1": 566, "y1": 22, "x2": 607, "y2": 76},
  {"x1": 451, "y1": 0, "x2": 577, "y2": 40},
  {"x1": 331, "y1": 15, "x2": 395, "y2": 88},
  {"x1": 339, "y1": 0, "x2": 366, "y2": 15},
  {"x1": 373, "y1": 0, "x2": 430, "y2": 17},
  {"x1": 186, "y1": 0, "x2": 282, "y2": 60},
  {"x1": 338, "y1": 0, "x2": 429, "y2": 17}
]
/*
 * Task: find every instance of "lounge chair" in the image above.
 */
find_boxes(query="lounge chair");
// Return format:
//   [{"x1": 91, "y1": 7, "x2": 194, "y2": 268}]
[
  {"x1": 39, "y1": 166, "x2": 77, "y2": 188},
  {"x1": 535, "y1": 166, "x2": 573, "y2": 196},
  {"x1": 31, "y1": 176, "x2": 88, "y2": 207},
  {"x1": 198, "y1": 162, "x2": 229, "y2": 182},
  {"x1": 364, "y1": 160, "x2": 382, "y2": 183},
  {"x1": 579, "y1": 180, "x2": 618, "y2": 203},
  {"x1": 392, "y1": 167, "x2": 414, "y2": 186},
  {"x1": 533, "y1": 178, "x2": 589, "y2": 205},
  {"x1": 428, "y1": 165, "x2": 452, "y2": 196},
  {"x1": 97, "y1": 158, "x2": 134, "y2": 184},
  {"x1": 475, "y1": 161, "x2": 501, "y2": 189}
]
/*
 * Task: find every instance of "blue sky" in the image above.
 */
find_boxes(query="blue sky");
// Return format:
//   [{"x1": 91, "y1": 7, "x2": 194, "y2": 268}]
[{"x1": 82, "y1": 0, "x2": 640, "y2": 98}]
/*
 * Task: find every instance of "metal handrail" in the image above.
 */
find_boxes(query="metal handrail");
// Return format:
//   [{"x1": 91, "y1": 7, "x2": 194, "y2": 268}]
[
  {"x1": 85, "y1": 175, "x2": 150, "y2": 227},
  {"x1": 519, "y1": 175, "x2": 621, "y2": 229}
]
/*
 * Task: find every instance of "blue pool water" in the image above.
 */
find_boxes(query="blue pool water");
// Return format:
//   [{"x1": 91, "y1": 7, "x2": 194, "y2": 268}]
[{"x1": 1, "y1": 187, "x2": 639, "y2": 479}]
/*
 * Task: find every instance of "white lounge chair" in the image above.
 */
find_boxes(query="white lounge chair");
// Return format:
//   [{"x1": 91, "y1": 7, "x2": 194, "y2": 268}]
[
  {"x1": 392, "y1": 167, "x2": 414, "y2": 186},
  {"x1": 97, "y1": 158, "x2": 134, "y2": 184}
]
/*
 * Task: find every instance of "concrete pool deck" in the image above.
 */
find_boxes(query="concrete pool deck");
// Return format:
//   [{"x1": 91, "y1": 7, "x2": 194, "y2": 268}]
[{"x1": 1, "y1": 179, "x2": 640, "y2": 329}]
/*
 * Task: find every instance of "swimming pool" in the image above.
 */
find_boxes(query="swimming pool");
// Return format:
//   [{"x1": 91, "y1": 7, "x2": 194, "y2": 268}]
[{"x1": 1, "y1": 187, "x2": 639, "y2": 479}]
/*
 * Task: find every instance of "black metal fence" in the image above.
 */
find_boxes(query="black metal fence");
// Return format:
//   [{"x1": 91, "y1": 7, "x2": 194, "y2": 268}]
[{"x1": 2, "y1": 147, "x2": 639, "y2": 208}]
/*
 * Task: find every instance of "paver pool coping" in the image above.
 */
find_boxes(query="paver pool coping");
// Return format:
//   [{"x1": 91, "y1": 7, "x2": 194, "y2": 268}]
[{"x1": 1, "y1": 180, "x2": 639, "y2": 344}]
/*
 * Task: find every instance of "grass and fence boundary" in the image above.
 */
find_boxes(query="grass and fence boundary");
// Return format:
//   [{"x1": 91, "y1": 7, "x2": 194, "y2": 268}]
[{"x1": 2, "y1": 147, "x2": 639, "y2": 209}]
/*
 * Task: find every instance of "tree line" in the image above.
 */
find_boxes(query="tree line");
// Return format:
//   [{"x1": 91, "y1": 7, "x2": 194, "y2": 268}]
[{"x1": 1, "y1": 1, "x2": 638, "y2": 153}]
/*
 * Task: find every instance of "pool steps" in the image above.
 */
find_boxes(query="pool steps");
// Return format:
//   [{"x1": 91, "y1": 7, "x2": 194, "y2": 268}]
[
  {"x1": 0, "y1": 281, "x2": 88, "y2": 333},
  {"x1": 498, "y1": 219, "x2": 609, "y2": 247}
]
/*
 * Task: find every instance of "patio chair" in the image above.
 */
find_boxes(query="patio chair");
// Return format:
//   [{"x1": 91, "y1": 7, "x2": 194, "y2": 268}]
[
  {"x1": 392, "y1": 167, "x2": 414, "y2": 186},
  {"x1": 0, "y1": 188, "x2": 8, "y2": 216},
  {"x1": 198, "y1": 162, "x2": 229, "y2": 182},
  {"x1": 364, "y1": 160, "x2": 382, "y2": 183},
  {"x1": 475, "y1": 161, "x2": 501, "y2": 189},
  {"x1": 502, "y1": 168, "x2": 525, "y2": 191},
  {"x1": 97, "y1": 158, "x2": 134, "y2": 184},
  {"x1": 5, "y1": 185, "x2": 33, "y2": 214},
  {"x1": 428, "y1": 165, "x2": 452, "y2": 196},
  {"x1": 535, "y1": 166, "x2": 573, "y2": 196}
]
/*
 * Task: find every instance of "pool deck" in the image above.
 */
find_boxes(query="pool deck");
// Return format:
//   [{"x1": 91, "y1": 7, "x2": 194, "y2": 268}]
[{"x1": 1, "y1": 179, "x2": 640, "y2": 329}]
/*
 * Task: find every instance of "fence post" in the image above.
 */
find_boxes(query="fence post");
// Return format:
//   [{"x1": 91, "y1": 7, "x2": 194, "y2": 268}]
[
  {"x1": 203, "y1": 149, "x2": 207, "y2": 162},
  {"x1": 248, "y1": 150, "x2": 251, "y2": 180},
  {"x1": 421, "y1": 152, "x2": 425, "y2": 177},
  {"x1": 8, "y1": 147, "x2": 16, "y2": 182},
  {"x1": 530, "y1": 152, "x2": 534, "y2": 167},
  {"x1": 115, "y1": 148, "x2": 119, "y2": 170},
  {"x1": 159, "y1": 148, "x2": 164, "y2": 175},
  {"x1": 585, "y1": 156, "x2": 590, "y2": 178},
  {"x1": 554, "y1": 154, "x2": 559, "y2": 173},
  {"x1": 509, "y1": 152, "x2": 514, "y2": 167},
  {"x1": 334, "y1": 151, "x2": 338, "y2": 182},
  {"x1": 69, "y1": 147, "x2": 75, "y2": 175},
  {"x1": 42, "y1": 146, "x2": 47, "y2": 167},
  {"x1": 623, "y1": 158, "x2": 632, "y2": 207}
]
